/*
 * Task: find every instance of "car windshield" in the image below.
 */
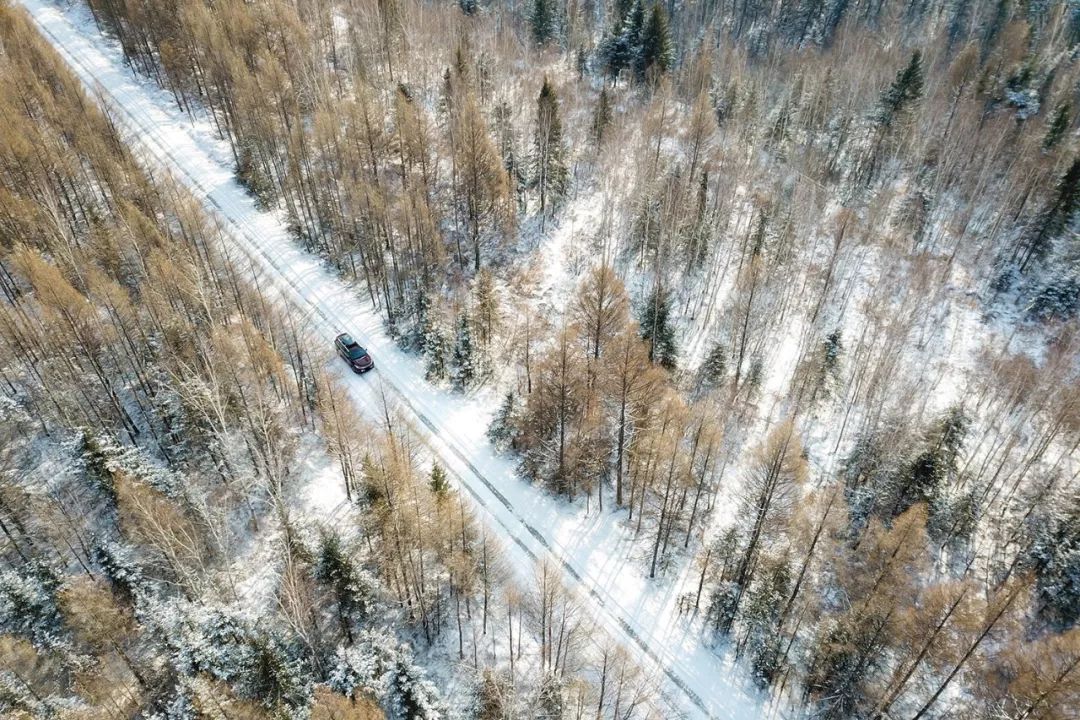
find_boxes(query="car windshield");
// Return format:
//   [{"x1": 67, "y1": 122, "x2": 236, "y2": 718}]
[{"x1": 347, "y1": 345, "x2": 367, "y2": 359}]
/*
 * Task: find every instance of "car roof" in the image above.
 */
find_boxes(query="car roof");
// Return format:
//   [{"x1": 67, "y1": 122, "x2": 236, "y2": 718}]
[{"x1": 337, "y1": 332, "x2": 357, "y2": 346}]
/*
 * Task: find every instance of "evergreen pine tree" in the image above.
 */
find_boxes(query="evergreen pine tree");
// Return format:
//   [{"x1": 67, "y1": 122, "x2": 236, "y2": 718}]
[
  {"x1": 861, "y1": 50, "x2": 924, "y2": 184},
  {"x1": 412, "y1": 290, "x2": 431, "y2": 352},
  {"x1": 328, "y1": 630, "x2": 398, "y2": 699},
  {"x1": 487, "y1": 391, "x2": 518, "y2": 449},
  {"x1": 945, "y1": 0, "x2": 973, "y2": 52},
  {"x1": 747, "y1": 357, "x2": 764, "y2": 392},
  {"x1": 459, "y1": 0, "x2": 478, "y2": 15},
  {"x1": 236, "y1": 142, "x2": 274, "y2": 208},
  {"x1": 876, "y1": 51, "x2": 924, "y2": 129},
  {"x1": 80, "y1": 431, "x2": 117, "y2": 505},
  {"x1": 472, "y1": 669, "x2": 512, "y2": 720},
  {"x1": 329, "y1": 633, "x2": 441, "y2": 717},
  {"x1": 699, "y1": 341, "x2": 727, "y2": 390},
  {"x1": 891, "y1": 406, "x2": 968, "y2": 519},
  {"x1": 639, "y1": 287, "x2": 677, "y2": 369},
  {"x1": 530, "y1": 0, "x2": 558, "y2": 45},
  {"x1": 822, "y1": 330, "x2": 842, "y2": 370},
  {"x1": 638, "y1": 2, "x2": 674, "y2": 79},
  {"x1": 684, "y1": 171, "x2": 710, "y2": 270},
  {"x1": 472, "y1": 268, "x2": 500, "y2": 350},
  {"x1": 1018, "y1": 156, "x2": 1080, "y2": 272},
  {"x1": 438, "y1": 67, "x2": 455, "y2": 125},
  {"x1": 91, "y1": 541, "x2": 149, "y2": 606},
  {"x1": 1027, "y1": 277, "x2": 1080, "y2": 321},
  {"x1": 591, "y1": 86, "x2": 613, "y2": 147},
  {"x1": 0, "y1": 560, "x2": 65, "y2": 648},
  {"x1": 453, "y1": 309, "x2": 476, "y2": 388},
  {"x1": 533, "y1": 77, "x2": 569, "y2": 220},
  {"x1": 601, "y1": 1, "x2": 645, "y2": 82},
  {"x1": 811, "y1": 330, "x2": 843, "y2": 403},
  {"x1": 424, "y1": 322, "x2": 450, "y2": 381},
  {"x1": 429, "y1": 462, "x2": 450, "y2": 498},
  {"x1": 614, "y1": 0, "x2": 635, "y2": 19},
  {"x1": 980, "y1": 0, "x2": 1009, "y2": 61},
  {"x1": 534, "y1": 674, "x2": 565, "y2": 719},
  {"x1": 316, "y1": 531, "x2": 369, "y2": 643},
  {"x1": 765, "y1": 99, "x2": 794, "y2": 155},
  {"x1": 1043, "y1": 102, "x2": 1071, "y2": 150},
  {"x1": 245, "y1": 632, "x2": 312, "y2": 713},
  {"x1": 390, "y1": 653, "x2": 443, "y2": 719},
  {"x1": 741, "y1": 555, "x2": 792, "y2": 686},
  {"x1": 1029, "y1": 496, "x2": 1080, "y2": 628},
  {"x1": 818, "y1": 0, "x2": 852, "y2": 45}
]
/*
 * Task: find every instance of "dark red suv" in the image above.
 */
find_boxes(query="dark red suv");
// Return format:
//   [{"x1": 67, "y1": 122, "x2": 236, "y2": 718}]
[{"x1": 335, "y1": 333, "x2": 374, "y2": 373}]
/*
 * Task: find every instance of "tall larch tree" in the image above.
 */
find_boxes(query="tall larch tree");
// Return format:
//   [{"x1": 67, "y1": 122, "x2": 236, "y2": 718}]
[
  {"x1": 719, "y1": 420, "x2": 807, "y2": 632},
  {"x1": 454, "y1": 92, "x2": 511, "y2": 271}
]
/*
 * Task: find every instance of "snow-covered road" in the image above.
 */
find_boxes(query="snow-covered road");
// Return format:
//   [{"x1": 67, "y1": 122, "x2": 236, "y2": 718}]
[{"x1": 19, "y1": 2, "x2": 771, "y2": 717}]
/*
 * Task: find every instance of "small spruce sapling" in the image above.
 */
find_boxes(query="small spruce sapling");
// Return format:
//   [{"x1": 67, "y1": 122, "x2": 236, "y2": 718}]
[
  {"x1": 424, "y1": 323, "x2": 450, "y2": 382},
  {"x1": 429, "y1": 463, "x2": 450, "y2": 498},
  {"x1": 487, "y1": 391, "x2": 518, "y2": 449},
  {"x1": 453, "y1": 309, "x2": 476, "y2": 388},
  {"x1": 316, "y1": 531, "x2": 369, "y2": 642},
  {"x1": 699, "y1": 342, "x2": 727, "y2": 390},
  {"x1": 638, "y1": 287, "x2": 677, "y2": 370}
]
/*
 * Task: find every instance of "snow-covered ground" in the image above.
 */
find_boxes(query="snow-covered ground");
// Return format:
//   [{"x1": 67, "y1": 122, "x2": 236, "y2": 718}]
[{"x1": 20, "y1": 1, "x2": 772, "y2": 717}]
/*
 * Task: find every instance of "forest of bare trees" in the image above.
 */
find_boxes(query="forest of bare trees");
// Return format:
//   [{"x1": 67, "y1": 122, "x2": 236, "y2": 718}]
[
  {"x1": 3, "y1": 0, "x2": 1080, "y2": 717},
  {"x1": 0, "y1": 5, "x2": 670, "y2": 718}
]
